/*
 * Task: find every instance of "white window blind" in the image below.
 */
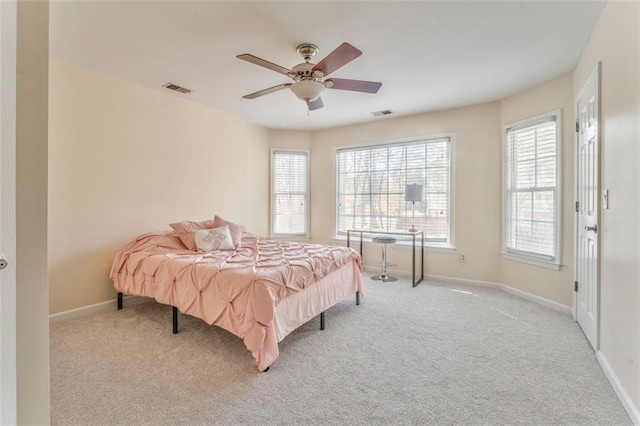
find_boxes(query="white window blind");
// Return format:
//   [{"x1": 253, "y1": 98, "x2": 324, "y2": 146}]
[
  {"x1": 505, "y1": 115, "x2": 559, "y2": 259},
  {"x1": 336, "y1": 138, "x2": 452, "y2": 243},
  {"x1": 271, "y1": 150, "x2": 309, "y2": 236}
]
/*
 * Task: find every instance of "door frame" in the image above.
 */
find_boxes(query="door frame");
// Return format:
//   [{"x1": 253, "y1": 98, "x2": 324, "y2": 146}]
[
  {"x1": 0, "y1": 0, "x2": 17, "y2": 423},
  {"x1": 573, "y1": 62, "x2": 602, "y2": 349}
]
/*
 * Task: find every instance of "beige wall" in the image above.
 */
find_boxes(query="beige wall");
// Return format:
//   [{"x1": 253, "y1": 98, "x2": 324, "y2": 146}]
[
  {"x1": 49, "y1": 60, "x2": 269, "y2": 314},
  {"x1": 309, "y1": 103, "x2": 503, "y2": 283},
  {"x1": 268, "y1": 129, "x2": 311, "y2": 150},
  {"x1": 573, "y1": 0, "x2": 640, "y2": 412},
  {"x1": 500, "y1": 73, "x2": 575, "y2": 306},
  {"x1": 17, "y1": 0, "x2": 50, "y2": 423},
  {"x1": 268, "y1": 73, "x2": 594, "y2": 311}
]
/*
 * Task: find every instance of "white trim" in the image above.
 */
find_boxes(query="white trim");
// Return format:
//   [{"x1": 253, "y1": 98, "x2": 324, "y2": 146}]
[
  {"x1": 575, "y1": 62, "x2": 602, "y2": 103},
  {"x1": 419, "y1": 273, "x2": 572, "y2": 315},
  {"x1": 502, "y1": 252, "x2": 561, "y2": 270},
  {"x1": 502, "y1": 109, "x2": 562, "y2": 266},
  {"x1": 333, "y1": 132, "x2": 454, "y2": 152},
  {"x1": 333, "y1": 133, "x2": 455, "y2": 247},
  {"x1": 48, "y1": 296, "x2": 149, "y2": 323},
  {"x1": 0, "y1": 0, "x2": 17, "y2": 423},
  {"x1": 500, "y1": 282, "x2": 572, "y2": 315},
  {"x1": 573, "y1": 69, "x2": 581, "y2": 322},
  {"x1": 270, "y1": 148, "x2": 310, "y2": 238},
  {"x1": 573, "y1": 62, "x2": 602, "y2": 347},
  {"x1": 270, "y1": 235, "x2": 311, "y2": 243},
  {"x1": 391, "y1": 242, "x2": 456, "y2": 252},
  {"x1": 424, "y1": 273, "x2": 501, "y2": 290},
  {"x1": 597, "y1": 351, "x2": 640, "y2": 425},
  {"x1": 447, "y1": 135, "x2": 456, "y2": 248},
  {"x1": 362, "y1": 268, "x2": 572, "y2": 315}
]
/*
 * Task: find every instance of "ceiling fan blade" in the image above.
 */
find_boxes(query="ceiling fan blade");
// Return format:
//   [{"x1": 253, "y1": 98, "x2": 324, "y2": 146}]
[
  {"x1": 312, "y1": 42, "x2": 362, "y2": 77},
  {"x1": 326, "y1": 78, "x2": 382, "y2": 93},
  {"x1": 237, "y1": 54, "x2": 292, "y2": 76},
  {"x1": 242, "y1": 83, "x2": 292, "y2": 100},
  {"x1": 308, "y1": 97, "x2": 324, "y2": 111}
]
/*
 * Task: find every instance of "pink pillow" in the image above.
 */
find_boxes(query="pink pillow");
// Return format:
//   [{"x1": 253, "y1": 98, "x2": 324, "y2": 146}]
[
  {"x1": 213, "y1": 215, "x2": 244, "y2": 248},
  {"x1": 169, "y1": 219, "x2": 214, "y2": 251}
]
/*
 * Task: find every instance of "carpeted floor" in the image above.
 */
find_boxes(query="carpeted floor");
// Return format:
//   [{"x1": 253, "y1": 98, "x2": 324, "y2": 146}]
[{"x1": 50, "y1": 275, "x2": 631, "y2": 425}]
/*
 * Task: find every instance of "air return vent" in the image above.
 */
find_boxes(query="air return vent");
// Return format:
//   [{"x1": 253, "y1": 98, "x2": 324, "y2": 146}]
[
  {"x1": 371, "y1": 109, "x2": 393, "y2": 116},
  {"x1": 162, "y1": 82, "x2": 192, "y2": 94}
]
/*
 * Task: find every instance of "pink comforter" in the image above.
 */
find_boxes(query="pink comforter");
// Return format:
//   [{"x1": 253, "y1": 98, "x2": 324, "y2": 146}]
[{"x1": 110, "y1": 232, "x2": 362, "y2": 370}]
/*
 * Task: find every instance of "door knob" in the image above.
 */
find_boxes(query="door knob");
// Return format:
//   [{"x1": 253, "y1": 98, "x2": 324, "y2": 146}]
[
  {"x1": 584, "y1": 224, "x2": 598, "y2": 233},
  {"x1": 0, "y1": 255, "x2": 7, "y2": 270}
]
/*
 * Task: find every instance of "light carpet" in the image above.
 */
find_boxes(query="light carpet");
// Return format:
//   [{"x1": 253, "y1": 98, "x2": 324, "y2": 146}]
[{"x1": 50, "y1": 274, "x2": 631, "y2": 425}]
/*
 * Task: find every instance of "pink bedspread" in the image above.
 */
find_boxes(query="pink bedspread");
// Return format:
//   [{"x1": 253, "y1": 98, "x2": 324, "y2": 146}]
[{"x1": 110, "y1": 232, "x2": 362, "y2": 370}]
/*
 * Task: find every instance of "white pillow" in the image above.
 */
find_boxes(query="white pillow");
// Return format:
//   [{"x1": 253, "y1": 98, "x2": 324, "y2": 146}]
[{"x1": 195, "y1": 226, "x2": 235, "y2": 252}]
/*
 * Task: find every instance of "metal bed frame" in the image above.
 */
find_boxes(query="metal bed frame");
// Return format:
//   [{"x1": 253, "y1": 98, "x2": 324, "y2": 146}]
[{"x1": 116, "y1": 289, "x2": 361, "y2": 371}]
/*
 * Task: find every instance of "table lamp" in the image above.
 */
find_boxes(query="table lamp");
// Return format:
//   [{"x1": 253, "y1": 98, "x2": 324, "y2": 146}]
[{"x1": 405, "y1": 184, "x2": 423, "y2": 232}]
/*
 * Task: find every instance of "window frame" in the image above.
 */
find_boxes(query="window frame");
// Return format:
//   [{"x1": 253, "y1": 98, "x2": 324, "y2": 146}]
[
  {"x1": 270, "y1": 148, "x2": 310, "y2": 238},
  {"x1": 502, "y1": 109, "x2": 562, "y2": 269},
  {"x1": 333, "y1": 134, "x2": 455, "y2": 248}
]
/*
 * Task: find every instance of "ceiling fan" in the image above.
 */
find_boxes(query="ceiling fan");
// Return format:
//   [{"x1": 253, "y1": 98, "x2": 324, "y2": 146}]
[{"x1": 237, "y1": 42, "x2": 382, "y2": 111}]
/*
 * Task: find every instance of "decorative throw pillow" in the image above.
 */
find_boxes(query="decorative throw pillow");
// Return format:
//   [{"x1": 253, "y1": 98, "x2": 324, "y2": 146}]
[
  {"x1": 169, "y1": 219, "x2": 214, "y2": 251},
  {"x1": 213, "y1": 215, "x2": 244, "y2": 248},
  {"x1": 195, "y1": 226, "x2": 235, "y2": 252}
]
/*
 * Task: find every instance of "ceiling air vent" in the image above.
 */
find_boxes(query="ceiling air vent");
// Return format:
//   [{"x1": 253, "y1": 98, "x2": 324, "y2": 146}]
[
  {"x1": 162, "y1": 82, "x2": 192, "y2": 94},
  {"x1": 371, "y1": 109, "x2": 393, "y2": 117}
]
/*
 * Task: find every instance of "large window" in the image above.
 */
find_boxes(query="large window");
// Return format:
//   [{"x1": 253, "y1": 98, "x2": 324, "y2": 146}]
[
  {"x1": 271, "y1": 150, "x2": 309, "y2": 236},
  {"x1": 336, "y1": 137, "x2": 452, "y2": 244},
  {"x1": 503, "y1": 111, "x2": 560, "y2": 265}
]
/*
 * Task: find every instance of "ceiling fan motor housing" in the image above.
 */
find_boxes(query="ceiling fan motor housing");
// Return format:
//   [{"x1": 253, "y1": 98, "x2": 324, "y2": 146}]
[{"x1": 291, "y1": 62, "x2": 321, "y2": 80}]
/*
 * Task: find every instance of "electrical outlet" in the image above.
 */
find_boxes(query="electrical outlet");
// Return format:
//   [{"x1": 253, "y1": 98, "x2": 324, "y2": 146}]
[{"x1": 459, "y1": 252, "x2": 468, "y2": 263}]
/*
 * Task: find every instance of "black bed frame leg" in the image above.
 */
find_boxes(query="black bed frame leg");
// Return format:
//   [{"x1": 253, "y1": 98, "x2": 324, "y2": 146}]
[
  {"x1": 320, "y1": 311, "x2": 325, "y2": 331},
  {"x1": 117, "y1": 292, "x2": 123, "y2": 310},
  {"x1": 356, "y1": 291, "x2": 360, "y2": 306},
  {"x1": 172, "y1": 306, "x2": 179, "y2": 334}
]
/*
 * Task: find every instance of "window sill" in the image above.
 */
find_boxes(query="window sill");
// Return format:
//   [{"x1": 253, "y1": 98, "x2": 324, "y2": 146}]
[
  {"x1": 502, "y1": 252, "x2": 561, "y2": 271},
  {"x1": 332, "y1": 235, "x2": 455, "y2": 251},
  {"x1": 269, "y1": 235, "x2": 311, "y2": 242}
]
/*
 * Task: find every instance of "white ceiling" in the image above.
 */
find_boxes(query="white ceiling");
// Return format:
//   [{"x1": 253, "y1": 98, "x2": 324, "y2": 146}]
[{"x1": 49, "y1": 1, "x2": 606, "y2": 131}]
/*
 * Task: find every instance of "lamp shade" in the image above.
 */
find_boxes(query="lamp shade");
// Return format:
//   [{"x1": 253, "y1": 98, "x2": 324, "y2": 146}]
[
  {"x1": 290, "y1": 80, "x2": 325, "y2": 101},
  {"x1": 405, "y1": 184, "x2": 423, "y2": 202}
]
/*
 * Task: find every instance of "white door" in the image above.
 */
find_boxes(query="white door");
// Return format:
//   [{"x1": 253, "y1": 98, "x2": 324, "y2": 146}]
[
  {"x1": 575, "y1": 64, "x2": 600, "y2": 350},
  {"x1": 0, "y1": 0, "x2": 17, "y2": 423}
]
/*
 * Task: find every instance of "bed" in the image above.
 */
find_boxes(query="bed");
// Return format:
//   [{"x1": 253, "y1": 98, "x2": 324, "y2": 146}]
[{"x1": 109, "y1": 229, "x2": 362, "y2": 371}]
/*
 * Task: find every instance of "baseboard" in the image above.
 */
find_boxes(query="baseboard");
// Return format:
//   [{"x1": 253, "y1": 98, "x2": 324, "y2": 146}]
[
  {"x1": 49, "y1": 295, "x2": 149, "y2": 323},
  {"x1": 427, "y1": 273, "x2": 571, "y2": 315},
  {"x1": 597, "y1": 351, "x2": 640, "y2": 425},
  {"x1": 366, "y1": 269, "x2": 572, "y2": 316},
  {"x1": 499, "y1": 284, "x2": 572, "y2": 315},
  {"x1": 425, "y1": 273, "x2": 501, "y2": 290}
]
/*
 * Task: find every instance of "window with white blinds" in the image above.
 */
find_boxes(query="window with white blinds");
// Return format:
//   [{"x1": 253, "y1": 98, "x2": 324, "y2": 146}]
[
  {"x1": 336, "y1": 137, "x2": 452, "y2": 244},
  {"x1": 504, "y1": 112, "x2": 560, "y2": 263},
  {"x1": 271, "y1": 150, "x2": 309, "y2": 236}
]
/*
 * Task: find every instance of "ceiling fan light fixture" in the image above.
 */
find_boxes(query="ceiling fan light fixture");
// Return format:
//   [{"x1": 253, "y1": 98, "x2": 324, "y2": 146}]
[{"x1": 290, "y1": 80, "x2": 325, "y2": 102}]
